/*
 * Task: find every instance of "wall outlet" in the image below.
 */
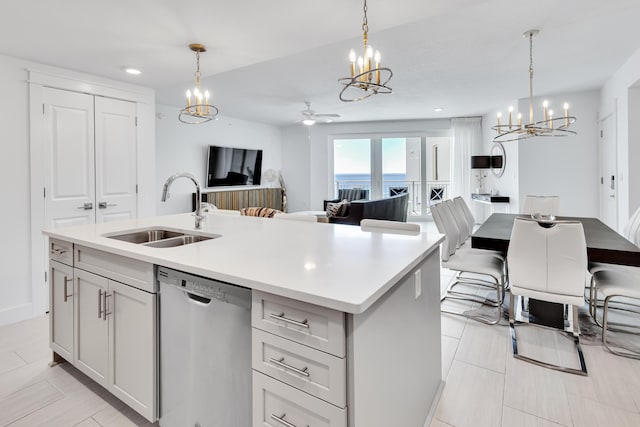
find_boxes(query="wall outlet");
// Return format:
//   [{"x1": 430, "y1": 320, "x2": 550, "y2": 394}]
[{"x1": 414, "y1": 269, "x2": 422, "y2": 300}]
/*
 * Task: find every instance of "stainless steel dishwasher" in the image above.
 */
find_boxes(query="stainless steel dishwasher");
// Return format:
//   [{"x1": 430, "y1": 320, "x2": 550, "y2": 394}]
[{"x1": 158, "y1": 266, "x2": 252, "y2": 427}]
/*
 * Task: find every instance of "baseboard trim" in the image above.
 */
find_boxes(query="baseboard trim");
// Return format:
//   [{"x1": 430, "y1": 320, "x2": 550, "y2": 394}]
[
  {"x1": 423, "y1": 380, "x2": 446, "y2": 427},
  {"x1": 0, "y1": 303, "x2": 34, "y2": 326}
]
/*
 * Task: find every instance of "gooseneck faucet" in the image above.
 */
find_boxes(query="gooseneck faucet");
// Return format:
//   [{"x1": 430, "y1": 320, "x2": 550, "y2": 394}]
[{"x1": 161, "y1": 172, "x2": 204, "y2": 229}]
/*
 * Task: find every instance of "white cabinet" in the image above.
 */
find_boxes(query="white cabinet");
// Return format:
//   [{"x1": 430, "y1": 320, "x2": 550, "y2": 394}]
[
  {"x1": 48, "y1": 240, "x2": 158, "y2": 422},
  {"x1": 49, "y1": 260, "x2": 74, "y2": 362},
  {"x1": 252, "y1": 291, "x2": 347, "y2": 427},
  {"x1": 74, "y1": 269, "x2": 109, "y2": 386}
]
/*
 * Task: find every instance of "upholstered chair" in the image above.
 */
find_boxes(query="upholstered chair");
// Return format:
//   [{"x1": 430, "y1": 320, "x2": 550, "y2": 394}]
[
  {"x1": 507, "y1": 217, "x2": 588, "y2": 375},
  {"x1": 590, "y1": 269, "x2": 640, "y2": 359},
  {"x1": 432, "y1": 202, "x2": 506, "y2": 324}
]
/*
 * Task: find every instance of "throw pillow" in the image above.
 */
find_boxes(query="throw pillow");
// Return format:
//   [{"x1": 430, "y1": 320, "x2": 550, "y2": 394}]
[
  {"x1": 326, "y1": 199, "x2": 348, "y2": 217},
  {"x1": 240, "y1": 207, "x2": 282, "y2": 218}
]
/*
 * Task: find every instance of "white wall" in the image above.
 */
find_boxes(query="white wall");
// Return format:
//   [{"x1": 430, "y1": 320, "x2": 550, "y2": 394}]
[
  {"x1": 600, "y1": 47, "x2": 640, "y2": 229},
  {"x1": 281, "y1": 119, "x2": 452, "y2": 212},
  {"x1": 155, "y1": 104, "x2": 283, "y2": 214},
  {"x1": 0, "y1": 55, "x2": 32, "y2": 324},
  {"x1": 517, "y1": 90, "x2": 600, "y2": 217}
]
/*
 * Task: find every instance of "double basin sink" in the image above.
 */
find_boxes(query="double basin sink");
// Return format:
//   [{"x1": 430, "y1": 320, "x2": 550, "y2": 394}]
[{"x1": 106, "y1": 228, "x2": 219, "y2": 248}]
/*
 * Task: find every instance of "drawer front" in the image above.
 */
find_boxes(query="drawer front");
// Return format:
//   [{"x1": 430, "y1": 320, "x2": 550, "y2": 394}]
[
  {"x1": 75, "y1": 245, "x2": 155, "y2": 293},
  {"x1": 252, "y1": 291, "x2": 345, "y2": 357},
  {"x1": 253, "y1": 371, "x2": 346, "y2": 427},
  {"x1": 252, "y1": 329, "x2": 346, "y2": 408},
  {"x1": 49, "y1": 238, "x2": 73, "y2": 266}
]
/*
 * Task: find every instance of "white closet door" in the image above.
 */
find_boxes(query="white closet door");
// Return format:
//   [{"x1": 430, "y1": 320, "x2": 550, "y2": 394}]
[
  {"x1": 94, "y1": 97, "x2": 138, "y2": 223},
  {"x1": 43, "y1": 88, "x2": 95, "y2": 228}
]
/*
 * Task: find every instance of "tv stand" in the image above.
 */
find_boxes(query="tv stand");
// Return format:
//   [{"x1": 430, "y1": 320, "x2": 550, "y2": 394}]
[{"x1": 192, "y1": 187, "x2": 284, "y2": 212}]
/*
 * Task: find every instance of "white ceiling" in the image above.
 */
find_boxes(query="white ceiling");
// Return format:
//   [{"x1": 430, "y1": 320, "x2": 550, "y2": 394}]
[{"x1": 2, "y1": 0, "x2": 640, "y2": 126}]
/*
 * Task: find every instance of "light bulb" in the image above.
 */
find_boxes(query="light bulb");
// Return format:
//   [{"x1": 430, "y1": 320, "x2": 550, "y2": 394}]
[
  {"x1": 193, "y1": 88, "x2": 200, "y2": 98},
  {"x1": 508, "y1": 106, "x2": 514, "y2": 112},
  {"x1": 549, "y1": 110, "x2": 554, "y2": 116},
  {"x1": 357, "y1": 56, "x2": 364, "y2": 67},
  {"x1": 204, "y1": 90, "x2": 210, "y2": 99},
  {"x1": 374, "y1": 51, "x2": 381, "y2": 63},
  {"x1": 349, "y1": 49, "x2": 356, "y2": 62},
  {"x1": 543, "y1": 100, "x2": 549, "y2": 108},
  {"x1": 186, "y1": 90, "x2": 191, "y2": 99},
  {"x1": 302, "y1": 118, "x2": 316, "y2": 126},
  {"x1": 564, "y1": 102, "x2": 569, "y2": 110},
  {"x1": 517, "y1": 113, "x2": 522, "y2": 119},
  {"x1": 497, "y1": 112, "x2": 502, "y2": 118},
  {"x1": 366, "y1": 46, "x2": 373, "y2": 58}
]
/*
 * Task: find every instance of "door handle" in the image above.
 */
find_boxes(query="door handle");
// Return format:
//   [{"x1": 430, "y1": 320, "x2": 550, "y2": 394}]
[
  {"x1": 63, "y1": 276, "x2": 73, "y2": 302},
  {"x1": 610, "y1": 175, "x2": 615, "y2": 190},
  {"x1": 98, "y1": 289, "x2": 103, "y2": 318},
  {"x1": 77, "y1": 202, "x2": 93, "y2": 210},
  {"x1": 103, "y1": 292, "x2": 112, "y2": 320},
  {"x1": 98, "y1": 202, "x2": 117, "y2": 209}
]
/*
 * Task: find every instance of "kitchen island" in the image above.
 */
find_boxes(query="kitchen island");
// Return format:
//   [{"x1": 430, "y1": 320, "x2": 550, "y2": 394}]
[{"x1": 44, "y1": 213, "x2": 444, "y2": 427}]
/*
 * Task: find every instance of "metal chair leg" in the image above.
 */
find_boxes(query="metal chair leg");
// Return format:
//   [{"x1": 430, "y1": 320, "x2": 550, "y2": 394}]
[
  {"x1": 509, "y1": 295, "x2": 587, "y2": 376},
  {"x1": 602, "y1": 295, "x2": 640, "y2": 360}
]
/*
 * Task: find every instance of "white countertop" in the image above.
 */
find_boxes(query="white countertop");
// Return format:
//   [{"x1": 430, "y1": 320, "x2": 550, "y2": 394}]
[{"x1": 43, "y1": 214, "x2": 443, "y2": 314}]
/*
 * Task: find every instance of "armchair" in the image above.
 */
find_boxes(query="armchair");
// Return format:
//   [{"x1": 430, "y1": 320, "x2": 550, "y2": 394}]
[
  {"x1": 328, "y1": 193, "x2": 408, "y2": 226},
  {"x1": 323, "y1": 188, "x2": 369, "y2": 210}
]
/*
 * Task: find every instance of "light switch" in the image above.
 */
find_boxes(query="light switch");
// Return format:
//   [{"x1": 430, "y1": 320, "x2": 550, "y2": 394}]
[{"x1": 414, "y1": 269, "x2": 422, "y2": 299}]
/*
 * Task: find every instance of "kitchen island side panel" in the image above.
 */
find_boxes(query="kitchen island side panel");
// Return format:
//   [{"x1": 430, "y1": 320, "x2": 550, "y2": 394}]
[{"x1": 347, "y1": 248, "x2": 442, "y2": 427}]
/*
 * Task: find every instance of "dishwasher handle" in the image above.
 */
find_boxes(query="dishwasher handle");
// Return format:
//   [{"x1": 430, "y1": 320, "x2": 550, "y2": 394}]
[{"x1": 185, "y1": 291, "x2": 212, "y2": 306}]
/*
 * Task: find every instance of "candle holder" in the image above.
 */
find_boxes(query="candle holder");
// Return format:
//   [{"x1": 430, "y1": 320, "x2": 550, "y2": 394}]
[
  {"x1": 492, "y1": 30, "x2": 577, "y2": 142},
  {"x1": 178, "y1": 44, "x2": 219, "y2": 124}
]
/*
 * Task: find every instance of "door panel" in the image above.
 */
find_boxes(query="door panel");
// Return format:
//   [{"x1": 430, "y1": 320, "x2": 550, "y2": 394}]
[
  {"x1": 600, "y1": 114, "x2": 617, "y2": 229},
  {"x1": 108, "y1": 280, "x2": 156, "y2": 421},
  {"x1": 95, "y1": 97, "x2": 137, "y2": 223},
  {"x1": 74, "y1": 269, "x2": 109, "y2": 387},
  {"x1": 43, "y1": 88, "x2": 95, "y2": 228},
  {"x1": 49, "y1": 260, "x2": 74, "y2": 361}
]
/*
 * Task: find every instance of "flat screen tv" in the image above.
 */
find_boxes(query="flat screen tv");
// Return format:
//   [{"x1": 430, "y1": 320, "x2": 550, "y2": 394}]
[{"x1": 206, "y1": 145, "x2": 263, "y2": 187}]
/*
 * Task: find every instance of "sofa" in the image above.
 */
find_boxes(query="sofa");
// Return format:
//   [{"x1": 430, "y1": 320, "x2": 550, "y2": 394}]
[{"x1": 328, "y1": 193, "x2": 409, "y2": 226}]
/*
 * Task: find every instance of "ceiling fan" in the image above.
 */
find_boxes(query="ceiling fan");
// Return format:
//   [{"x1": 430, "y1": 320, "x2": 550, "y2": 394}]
[{"x1": 299, "y1": 102, "x2": 340, "y2": 126}]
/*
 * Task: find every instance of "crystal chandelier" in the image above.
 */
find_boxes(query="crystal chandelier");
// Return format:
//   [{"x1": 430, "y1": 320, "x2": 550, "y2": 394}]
[
  {"x1": 179, "y1": 43, "x2": 219, "y2": 124},
  {"x1": 492, "y1": 30, "x2": 576, "y2": 142},
  {"x1": 338, "y1": 0, "x2": 393, "y2": 102}
]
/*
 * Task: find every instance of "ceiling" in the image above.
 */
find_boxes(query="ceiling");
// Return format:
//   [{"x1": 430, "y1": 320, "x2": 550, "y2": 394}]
[{"x1": 2, "y1": 0, "x2": 640, "y2": 126}]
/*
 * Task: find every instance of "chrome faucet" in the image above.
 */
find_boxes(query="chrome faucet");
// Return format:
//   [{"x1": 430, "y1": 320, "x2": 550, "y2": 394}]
[{"x1": 161, "y1": 172, "x2": 204, "y2": 229}]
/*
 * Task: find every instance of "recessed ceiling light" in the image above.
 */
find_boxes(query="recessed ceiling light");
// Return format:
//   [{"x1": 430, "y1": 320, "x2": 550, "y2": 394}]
[
  {"x1": 433, "y1": 107, "x2": 444, "y2": 112},
  {"x1": 121, "y1": 66, "x2": 141, "y2": 75}
]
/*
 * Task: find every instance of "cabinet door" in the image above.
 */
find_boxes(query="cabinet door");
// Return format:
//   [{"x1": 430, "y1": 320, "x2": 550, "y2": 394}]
[
  {"x1": 43, "y1": 87, "x2": 96, "y2": 228},
  {"x1": 108, "y1": 280, "x2": 157, "y2": 422},
  {"x1": 49, "y1": 260, "x2": 74, "y2": 361},
  {"x1": 94, "y1": 97, "x2": 138, "y2": 224},
  {"x1": 74, "y1": 269, "x2": 109, "y2": 387}
]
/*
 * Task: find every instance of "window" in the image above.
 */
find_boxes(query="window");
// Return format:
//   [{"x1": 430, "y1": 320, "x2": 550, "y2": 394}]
[{"x1": 331, "y1": 135, "x2": 451, "y2": 217}]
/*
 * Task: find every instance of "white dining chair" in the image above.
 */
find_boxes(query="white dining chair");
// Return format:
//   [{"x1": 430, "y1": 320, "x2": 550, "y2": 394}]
[
  {"x1": 272, "y1": 213, "x2": 317, "y2": 222},
  {"x1": 432, "y1": 202, "x2": 506, "y2": 324},
  {"x1": 590, "y1": 269, "x2": 640, "y2": 359},
  {"x1": 522, "y1": 195, "x2": 560, "y2": 216},
  {"x1": 360, "y1": 219, "x2": 420, "y2": 233},
  {"x1": 507, "y1": 217, "x2": 588, "y2": 375}
]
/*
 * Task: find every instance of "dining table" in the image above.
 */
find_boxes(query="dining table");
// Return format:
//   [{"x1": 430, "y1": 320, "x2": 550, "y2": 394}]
[
  {"x1": 471, "y1": 213, "x2": 640, "y2": 267},
  {"x1": 471, "y1": 213, "x2": 640, "y2": 327}
]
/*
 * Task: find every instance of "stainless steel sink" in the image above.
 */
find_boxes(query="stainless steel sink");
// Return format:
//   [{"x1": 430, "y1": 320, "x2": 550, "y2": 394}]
[
  {"x1": 143, "y1": 235, "x2": 216, "y2": 248},
  {"x1": 105, "y1": 228, "x2": 219, "y2": 248},
  {"x1": 107, "y1": 229, "x2": 184, "y2": 244}
]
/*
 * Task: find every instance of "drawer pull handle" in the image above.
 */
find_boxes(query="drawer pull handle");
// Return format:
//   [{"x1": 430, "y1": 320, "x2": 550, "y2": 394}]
[
  {"x1": 270, "y1": 413, "x2": 298, "y2": 427},
  {"x1": 269, "y1": 357, "x2": 310, "y2": 377},
  {"x1": 63, "y1": 276, "x2": 73, "y2": 302},
  {"x1": 269, "y1": 312, "x2": 309, "y2": 329},
  {"x1": 50, "y1": 248, "x2": 67, "y2": 255}
]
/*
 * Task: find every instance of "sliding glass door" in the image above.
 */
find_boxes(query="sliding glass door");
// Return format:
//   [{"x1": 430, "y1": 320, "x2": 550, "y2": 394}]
[{"x1": 332, "y1": 135, "x2": 450, "y2": 217}]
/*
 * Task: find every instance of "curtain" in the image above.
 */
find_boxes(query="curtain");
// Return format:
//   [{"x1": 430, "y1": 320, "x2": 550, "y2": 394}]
[{"x1": 451, "y1": 117, "x2": 482, "y2": 206}]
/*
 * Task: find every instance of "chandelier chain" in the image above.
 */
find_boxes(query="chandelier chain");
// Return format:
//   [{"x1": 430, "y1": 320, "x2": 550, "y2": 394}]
[{"x1": 362, "y1": 0, "x2": 368, "y2": 35}]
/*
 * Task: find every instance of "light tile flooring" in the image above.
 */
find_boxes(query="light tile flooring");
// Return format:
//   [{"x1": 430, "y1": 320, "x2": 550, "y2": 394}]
[
  {"x1": 0, "y1": 315, "x2": 156, "y2": 427},
  {"x1": 432, "y1": 268, "x2": 640, "y2": 427}
]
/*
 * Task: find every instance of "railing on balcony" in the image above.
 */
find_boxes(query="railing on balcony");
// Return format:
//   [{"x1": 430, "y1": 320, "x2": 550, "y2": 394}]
[{"x1": 334, "y1": 180, "x2": 451, "y2": 216}]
